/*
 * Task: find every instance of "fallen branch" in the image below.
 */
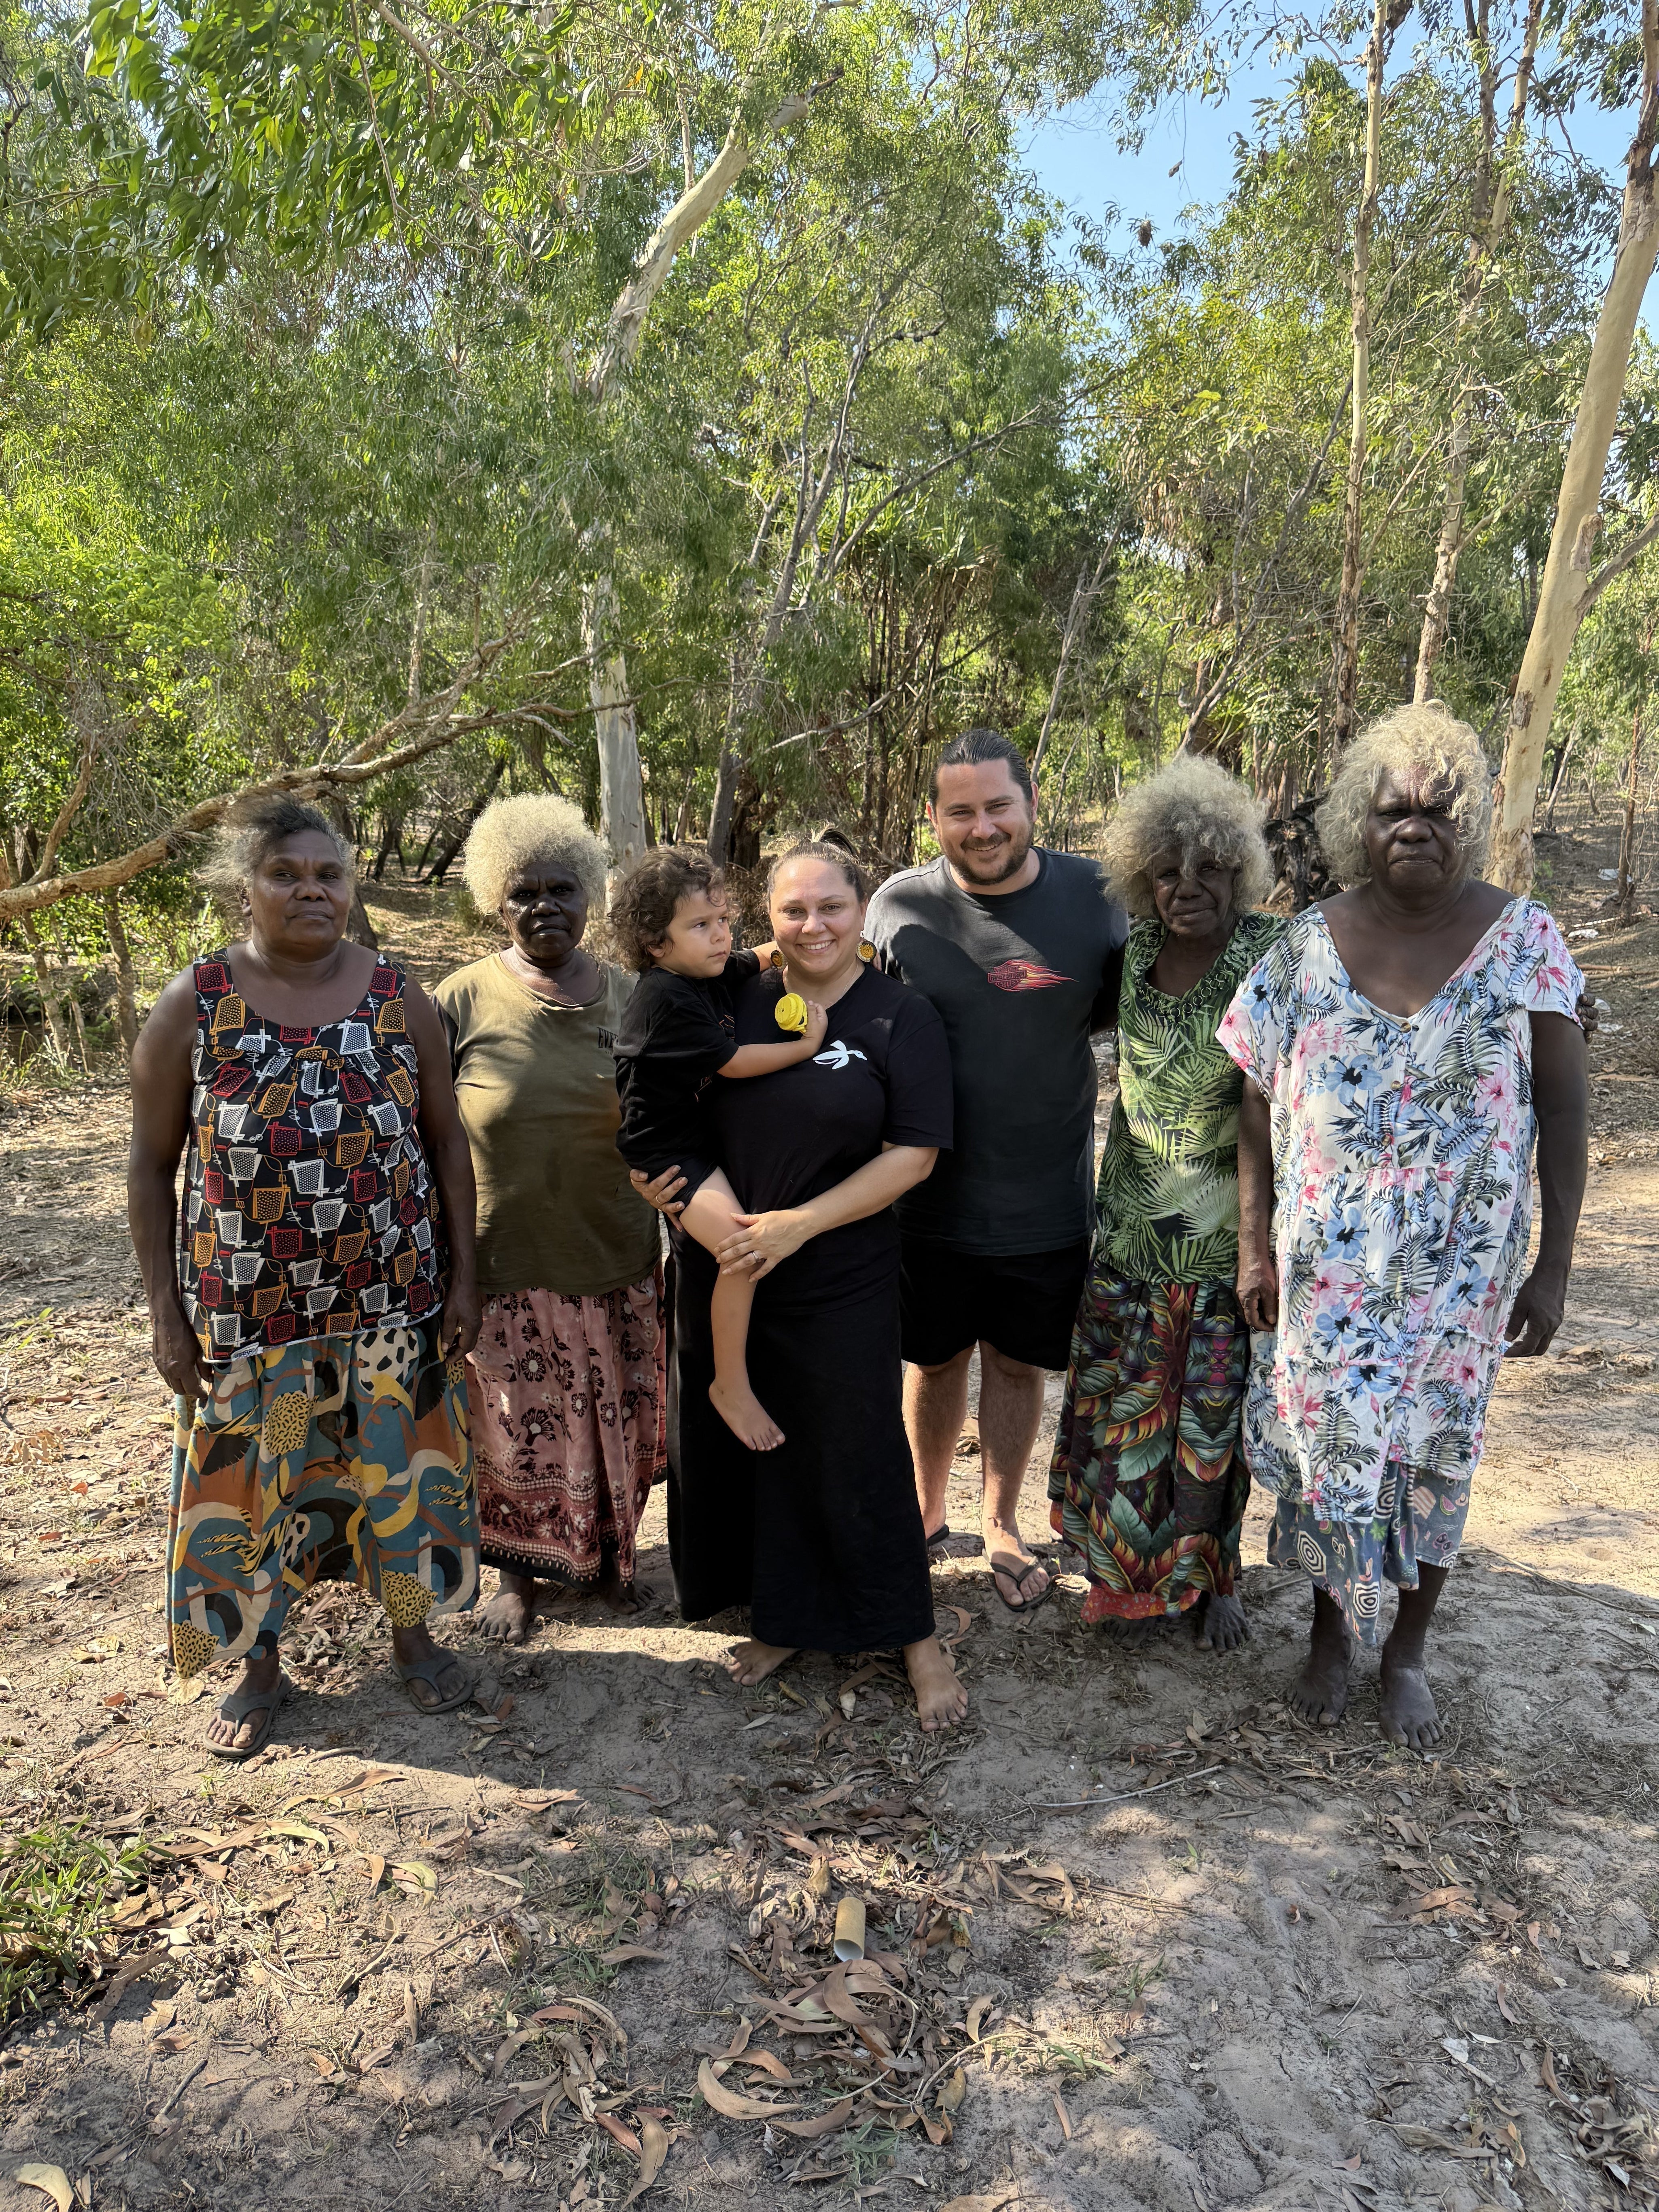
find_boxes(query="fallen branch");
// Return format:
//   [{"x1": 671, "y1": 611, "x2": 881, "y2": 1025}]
[
  {"x1": 0, "y1": 628, "x2": 527, "y2": 925},
  {"x1": 1028, "y1": 1763, "x2": 1224, "y2": 1812}
]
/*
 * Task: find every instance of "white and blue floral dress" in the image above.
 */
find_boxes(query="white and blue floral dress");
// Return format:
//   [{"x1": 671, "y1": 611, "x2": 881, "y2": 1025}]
[{"x1": 1218, "y1": 898, "x2": 1582, "y2": 1640}]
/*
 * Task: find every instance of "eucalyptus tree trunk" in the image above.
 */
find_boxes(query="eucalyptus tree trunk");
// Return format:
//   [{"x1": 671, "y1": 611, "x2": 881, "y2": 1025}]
[
  {"x1": 581, "y1": 565, "x2": 650, "y2": 879},
  {"x1": 1332, "y1": 0, "x2": 1396, "y2": 753},
  {"x1": 1413, "y1": 0, "x2": 1542, "y2": 701},
  {"x1": 1616, "y1": 708, "x2": 1643, "y2": 922},
  {"x1": 1493, "y1": 0, "x2": 1659, "y2": 889},
  {"x1": 19, "y1": 915, "x2": 72, "y2": 1065},
  {"x1": 581, "y1": 89, "x2": 825, "y2": 865}
]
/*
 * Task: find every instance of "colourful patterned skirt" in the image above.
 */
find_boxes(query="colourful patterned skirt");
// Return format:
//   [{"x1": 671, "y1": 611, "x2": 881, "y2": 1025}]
[
  {"x1": 169, "y1": 1323, "x2": 478, "y2": 1679},
  {"x1": 1047, "y1": 1269, "x2": 1251, "y2": 1623},
  {"x1": 465, "y1": 1269, "x2": 666, "y2": 1590},
  {"x1": 1263, "y1": 1457, "x2": 1471, "y2": 1647}
]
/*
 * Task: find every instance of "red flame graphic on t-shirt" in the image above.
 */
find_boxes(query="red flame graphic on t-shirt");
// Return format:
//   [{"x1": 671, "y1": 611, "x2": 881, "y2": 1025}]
[{"x1": 985, "y1": 957, "x2": 1073, "y2": 992}]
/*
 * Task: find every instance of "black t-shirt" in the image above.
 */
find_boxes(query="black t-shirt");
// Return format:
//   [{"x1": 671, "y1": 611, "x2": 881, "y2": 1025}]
[
  {"x1": 613, "y1": 949, "x2": 759, "y2": 1174},
  {"x1": 865, "y1": 848, "x2": 1128, "y2": 1255},
  {"x1": 693, "y1": 962, "x2": 953, "y2": 1310}
]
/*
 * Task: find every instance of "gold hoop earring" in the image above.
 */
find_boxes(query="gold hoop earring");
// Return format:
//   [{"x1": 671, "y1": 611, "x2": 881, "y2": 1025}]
[{"x1": 857, "y1": 939, "x2": 876, "y2": 964}]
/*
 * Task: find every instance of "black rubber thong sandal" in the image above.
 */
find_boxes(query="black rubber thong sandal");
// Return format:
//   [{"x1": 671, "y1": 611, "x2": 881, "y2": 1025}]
[
  {"x1": 987, "y1": 1554, "x2": 1054, "y2": 1614},
  {"x1": 924, "y1": 1523, "x2": 951, "y2": 1553},
  {"x1": 395, "y1": 1653, "x2": 475, "y2": 1715},
  {"x1": 206, "y1": 1674, "x2": 291, "y2": 1763}
]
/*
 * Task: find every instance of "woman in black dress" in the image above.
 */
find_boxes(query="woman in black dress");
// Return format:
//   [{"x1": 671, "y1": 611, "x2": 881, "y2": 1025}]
[{"x1": 647, "y1": 843, "x2": 967, "y2": 1730}]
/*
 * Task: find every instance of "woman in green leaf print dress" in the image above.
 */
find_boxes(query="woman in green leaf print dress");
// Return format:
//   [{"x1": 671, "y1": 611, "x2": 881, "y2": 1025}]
[{"x1": 1048, "y1": 755, "x2": 1281, "y2": 1648}]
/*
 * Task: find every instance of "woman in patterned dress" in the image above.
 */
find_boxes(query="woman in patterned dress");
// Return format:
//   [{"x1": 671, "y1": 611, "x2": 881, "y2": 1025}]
[
  {"x1": 435, "y1": 796, "x2": 673, "y2": 1644},
  {"x1": 129, "y1": 796, "x2": 482, "y2": 1759},
  {"x1": 1048, "y1": 755, "x2": 1280, "y2": 1648},
  {"x1": 1221, "y1": 703, "x2": 1588, "y2": 1747}
]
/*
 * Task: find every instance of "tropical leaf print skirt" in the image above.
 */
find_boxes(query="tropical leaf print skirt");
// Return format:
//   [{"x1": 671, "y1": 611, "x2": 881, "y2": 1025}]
[
  {"x1": 1048, "y1": 1270, "x2": 1250, "y2": 1623},
  {"x1": 169, "y1": 1324, "x2": 478, "y2": 1679}
]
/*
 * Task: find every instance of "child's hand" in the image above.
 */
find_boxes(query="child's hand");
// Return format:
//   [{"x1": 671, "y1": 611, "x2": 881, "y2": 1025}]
[{"x1": 802, "y1": 999, "x2": 829, "y2": 1051}]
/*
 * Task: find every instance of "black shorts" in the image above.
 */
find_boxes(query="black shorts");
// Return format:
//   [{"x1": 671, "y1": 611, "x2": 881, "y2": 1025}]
[{"x1": 899, "y1": 1234, "x2": 1090, "y2": 1373}]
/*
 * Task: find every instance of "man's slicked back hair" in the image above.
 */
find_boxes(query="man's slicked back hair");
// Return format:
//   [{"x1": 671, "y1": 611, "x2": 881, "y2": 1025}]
[{"x1": 927, "y1": 728, "x2": 1034, "y2": 808}]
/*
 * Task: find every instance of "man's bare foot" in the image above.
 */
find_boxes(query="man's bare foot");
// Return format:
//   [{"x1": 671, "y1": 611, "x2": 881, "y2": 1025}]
[
  {"x1": 475, "y1": 1569, "x2": 539, "y2": 1644},
  {"x1": 984, "y1": 1516, "x2": 1050, "y2": 1609},
  {"x1": 1288, "y1": 1600, "x2": 1351, "y2": 1726},
  {"x1": 203, "y1": 1649, "x2": 284, "y2": 1753},
  {"x1": 1196, "y1": 1592, "x2": 1249, "y2": 1653},
  {"x1": 710, "y1": 1376, "x2": 785, "y2": 1451},
  {"x1": 904, "y1": 1635, "x2": 967, "y2": 1730},
  {"x1": 1379, "y1": 1647, "x2": 1444, "y2": 1750},
  {"x1": 723, "y1": 1638, "x2": 797, "y2": 1686}
]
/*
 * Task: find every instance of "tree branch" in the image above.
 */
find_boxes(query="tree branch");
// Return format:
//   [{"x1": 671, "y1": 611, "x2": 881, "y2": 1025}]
[
  {"x1": 1576, "y1": 510, "x2": 1659, "y2": 618},
  {"x1": 32, "y1": 721, "x2": 99, "y2": 883}
]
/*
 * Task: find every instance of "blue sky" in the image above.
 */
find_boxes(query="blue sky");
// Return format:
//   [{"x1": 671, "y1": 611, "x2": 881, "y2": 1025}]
[{"x1": 1021, "y1": 61, "x2": 1637, "y2": 248}]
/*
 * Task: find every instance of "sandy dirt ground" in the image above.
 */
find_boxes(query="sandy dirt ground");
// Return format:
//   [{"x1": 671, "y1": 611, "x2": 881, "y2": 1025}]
[{"x1": 0, "y1": 831, "x2": 1655, "y2": 2212}]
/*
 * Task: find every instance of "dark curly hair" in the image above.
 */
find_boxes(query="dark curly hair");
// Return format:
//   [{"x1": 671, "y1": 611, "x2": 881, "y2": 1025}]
[{"x1": 609, "y1": 846, "x2": 726, "y2": 973}]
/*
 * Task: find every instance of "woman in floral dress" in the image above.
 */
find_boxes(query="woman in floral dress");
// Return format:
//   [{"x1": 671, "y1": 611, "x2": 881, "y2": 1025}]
[
  {"x1": 1222, "y1": 703, "x2": 1588, "y2": 1747},
  {"x1": 1049, "y1": 755, "x2": 1280, "y2": 1648}
]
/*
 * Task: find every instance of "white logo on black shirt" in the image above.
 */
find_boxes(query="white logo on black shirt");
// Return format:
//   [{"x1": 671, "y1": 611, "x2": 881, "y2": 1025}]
[{"x1": 813, "y1": 1041, "x2": 868, "y2": 1070}]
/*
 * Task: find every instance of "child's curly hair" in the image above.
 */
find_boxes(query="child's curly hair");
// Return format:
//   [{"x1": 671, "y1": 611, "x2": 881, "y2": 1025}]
[{"x1": 609, "y1": 846, "x2": 726, "y2": 973}]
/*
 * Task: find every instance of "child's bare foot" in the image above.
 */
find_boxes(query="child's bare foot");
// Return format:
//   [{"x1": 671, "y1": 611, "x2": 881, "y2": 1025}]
[
  {"x1": 710, "y1": 1376, "x2": 784, "y2": 1450},
  {"x1": 723, "y1": 1638, "x2": 797, "y2": 1686},
  {"x1": 904, "y1": 1635, "x2": 967, "y2": 1730}
]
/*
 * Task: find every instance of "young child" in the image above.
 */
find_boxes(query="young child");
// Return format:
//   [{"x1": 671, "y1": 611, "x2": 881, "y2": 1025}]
[{"x1": 611, "y1": 848, "x2": 826, "y2": 1450}]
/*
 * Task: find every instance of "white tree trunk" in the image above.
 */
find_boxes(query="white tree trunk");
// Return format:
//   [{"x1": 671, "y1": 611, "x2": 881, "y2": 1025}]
[
  {"x1": 583, "y1": 570, "x2": 649, "y2": 877},
  {"x1": 1332, "y1": 0, "x2": 1391, "y2": 753},
  {"x1": 581, "y1": 87, "x2": 825, "y2": 862},
  {"x1": 1492, "y1": 0, "x2": 1659, "y2": 889}
]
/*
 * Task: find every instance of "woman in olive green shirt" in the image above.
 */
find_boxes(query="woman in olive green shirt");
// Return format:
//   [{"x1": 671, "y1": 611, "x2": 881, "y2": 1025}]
[{"x1": 435, "y1": 796, "x2": 665, "y2": 1643}]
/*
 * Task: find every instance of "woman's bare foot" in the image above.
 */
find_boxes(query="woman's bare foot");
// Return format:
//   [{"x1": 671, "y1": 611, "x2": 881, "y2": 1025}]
[
  {"x1": 475, "y1": 1569, "x2": 540, "y2": 1644},
  {"x1": 1196, "y1": 1591, "x2": 1249, "y2": 1652},
  {"x1": 904, "y1": 1635, "x2": 968, "y2": 1731},
  {"x1": 1288, "y1": 1595, "x2": 1351, "y2": 1726},
  {"x1": 1094, "y1": 1612, "x2": 1170, "y2": 1647},
  {"x1": 1377, "y1": 1562, "x2": 1449, "y2": 1749},
  {"x1": 723, "y1": 1638, "x2": 797, "y2": 1686},
  {"x1": 710, "y1": 1376, "x2": 785, "y2": 1451},
  {"x1": 1379, "y1": 1647, "x2": 1444, "y2": 1750},
  {"x1": 203, "y1": 1648, "x2": 283, "y2": 1753}
]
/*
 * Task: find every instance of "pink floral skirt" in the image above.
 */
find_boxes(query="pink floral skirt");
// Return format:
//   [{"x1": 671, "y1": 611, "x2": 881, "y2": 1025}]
[{"x1": 465, "y1": 1269, "x2": 666, "y2": 1588}]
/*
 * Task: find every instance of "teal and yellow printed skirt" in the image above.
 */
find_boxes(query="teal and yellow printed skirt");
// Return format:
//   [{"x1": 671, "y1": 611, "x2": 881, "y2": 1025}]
[
  {"x1": 169, "y1": 1323, "x2": 479, "y2": 1679},
  {"x1": 1048, "y1": 1269, "x2": 1251, "y2": 1624}
]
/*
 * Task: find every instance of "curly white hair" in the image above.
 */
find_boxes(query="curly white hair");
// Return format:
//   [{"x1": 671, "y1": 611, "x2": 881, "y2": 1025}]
[
  {"x1": 1101, "y1": 752, "x2": 1275, "y2": 920},
  {"x1": 460, "y1": 792, "x2": 607, "y2": 917},
  {"x1": 1315, "y1": 703, "x2": 1491, "y2": 887}
]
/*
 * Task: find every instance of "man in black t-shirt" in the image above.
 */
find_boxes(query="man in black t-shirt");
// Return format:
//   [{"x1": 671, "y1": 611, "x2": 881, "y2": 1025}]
[{"x1": 866, "y1": 729, "x2": 1127, "y2": 1612}]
